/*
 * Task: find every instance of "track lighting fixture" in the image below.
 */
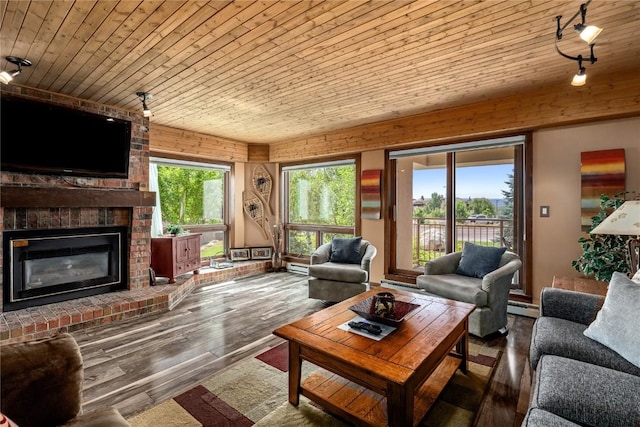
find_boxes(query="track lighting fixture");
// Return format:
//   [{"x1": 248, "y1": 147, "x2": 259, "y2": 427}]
[
  {"x1": 136, "y1": 91, "x2": 152, "y2": 117},
  {"x1": 0, "y1": 56, "x2": 32, "y2": 85},
  {"x1": 571, "y1": 59, "x2": 587, "y2": 87},
  {"x1": 555, "y1": 0, "x2": 601, "y2": 87}
]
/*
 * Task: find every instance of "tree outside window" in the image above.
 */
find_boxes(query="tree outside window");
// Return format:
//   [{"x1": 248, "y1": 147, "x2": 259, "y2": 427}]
[
  {"x1": 153, "y1": 162, "x2": 228, "y2": 259},
  {"x1": 284, "y1": 162, "x2": 356, "y2": 256}
]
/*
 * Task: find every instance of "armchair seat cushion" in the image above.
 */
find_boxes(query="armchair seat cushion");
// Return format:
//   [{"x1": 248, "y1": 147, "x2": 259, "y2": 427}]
[
  {"x1": 308, "y1": 262, "x2": 368, "y2": 284},
  {"x1": 417, "y1": 274, "x2": 488, "y2": 307}
]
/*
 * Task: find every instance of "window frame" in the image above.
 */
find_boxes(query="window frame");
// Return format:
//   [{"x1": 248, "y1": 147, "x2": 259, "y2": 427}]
[
  {"x1": 280, "y1": 155, "x2": 361, "y2": 261},
  {"x1": 150, "y1": 156, "x2": 231, "y2": 262}
]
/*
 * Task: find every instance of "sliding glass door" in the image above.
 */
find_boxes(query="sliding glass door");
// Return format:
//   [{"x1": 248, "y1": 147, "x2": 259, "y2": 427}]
[{"x1": 389, "y1": 136, "x2": 526, "y2": 292}]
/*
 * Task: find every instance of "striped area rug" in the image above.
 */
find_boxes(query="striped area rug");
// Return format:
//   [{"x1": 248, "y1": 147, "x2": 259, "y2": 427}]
[{"x1": 128, "y1": 341, "x2": 500, "y2": 427}]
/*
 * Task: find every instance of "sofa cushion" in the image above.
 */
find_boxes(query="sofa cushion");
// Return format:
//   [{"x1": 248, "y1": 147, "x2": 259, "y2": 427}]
[
  {"x1": 583, "y1": 271, "x2": 640, "y2": 368},
  {"x1": 521, "y1": 408, "x2": 581, "y2": 427},
  {"x1": 531, "y1": 355, "x2": 640, "y2": 427},
  {"x1": 417, "y1": 274, "x2": 488, "y2": 307},
  {"x1": 329, "y1": 237, "x2": 362, "y2": 264},
  {"x1": 455, "y1": 242, "x2": 506, "y2": 279},
  {"x1": 529, "y1": 316, "x2": 640, "y2": 376}
]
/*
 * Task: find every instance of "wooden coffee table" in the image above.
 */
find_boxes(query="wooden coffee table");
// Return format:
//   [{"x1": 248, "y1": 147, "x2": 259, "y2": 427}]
[{"x1": 273, "y1": 287, "x2": 476, "y2": 427}]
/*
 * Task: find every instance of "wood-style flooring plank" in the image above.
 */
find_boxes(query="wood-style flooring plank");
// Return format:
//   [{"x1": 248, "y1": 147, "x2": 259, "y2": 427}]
[{"x1": 72, "y1": 272, "x2": 535, "y2": 424}]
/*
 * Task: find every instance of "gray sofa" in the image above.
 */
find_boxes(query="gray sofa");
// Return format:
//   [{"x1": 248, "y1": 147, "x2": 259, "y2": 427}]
[
  {"x1": 308, "y1": 238, "x2": 376, "y2": 302},
  {"x1": 523, "y1": 285, "x2": 640, "y2": 426},
  {"x1": 416, "y1": 250, "x2": 522, "y2": 337}
]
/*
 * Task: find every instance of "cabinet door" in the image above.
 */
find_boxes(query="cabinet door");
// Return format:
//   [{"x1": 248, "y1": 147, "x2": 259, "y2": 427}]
[
  {"x1": 186, "y1": 236, "x2": 200, "y2": 263},
  {"x1": 175, "y1": 238, "x2": 191, "y2": 263}
]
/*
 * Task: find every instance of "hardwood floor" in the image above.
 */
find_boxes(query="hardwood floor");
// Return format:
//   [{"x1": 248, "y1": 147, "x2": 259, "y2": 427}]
[{"x1": 72, "y1": 272, "x2": 534, "y2": 426}]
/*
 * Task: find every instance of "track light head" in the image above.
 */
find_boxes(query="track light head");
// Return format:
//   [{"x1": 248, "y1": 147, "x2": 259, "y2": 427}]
[
  {"x1": 571, "y1": 66, "x2": 587, "y2": 87},
  {"x1": 136, "y1": 91, "x2": 152, "y2": 117},
  {"x1": 575, "y1": 23, "x2": 603, "y2": 44},
  {"x1": 0, "y1": 56, "x2": 31, "y2": 85}
]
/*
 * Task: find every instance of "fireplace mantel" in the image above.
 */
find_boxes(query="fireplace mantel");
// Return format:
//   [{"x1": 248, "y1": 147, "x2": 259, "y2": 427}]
[{"x1": 1, "y1": 186, "x2": 156, "y2": 208}]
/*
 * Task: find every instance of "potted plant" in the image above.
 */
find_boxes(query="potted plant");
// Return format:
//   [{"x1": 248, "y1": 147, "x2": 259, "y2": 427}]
[
  {"x1": 166, "y1": 224, "x2": 184, "y2": 236},
  {"x1": 571, "y1": 192, "x2": 632, "y2": 281}
]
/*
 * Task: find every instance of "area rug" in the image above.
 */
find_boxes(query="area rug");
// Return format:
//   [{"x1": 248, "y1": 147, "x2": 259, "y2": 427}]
[{"x1": 128, "y1": 341, "x2": 500, "y2": 427}]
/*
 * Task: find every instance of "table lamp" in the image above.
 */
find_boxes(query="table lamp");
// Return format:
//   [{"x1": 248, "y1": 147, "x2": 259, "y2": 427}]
[{"x1": 590, "y1": 200, "x2": 640, "y2": 274}]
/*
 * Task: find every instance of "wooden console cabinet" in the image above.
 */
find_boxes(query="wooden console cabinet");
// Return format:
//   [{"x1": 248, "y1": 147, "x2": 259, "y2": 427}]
[{"x1": 151, "y1": 234, "x2": 202, "y2": 283}]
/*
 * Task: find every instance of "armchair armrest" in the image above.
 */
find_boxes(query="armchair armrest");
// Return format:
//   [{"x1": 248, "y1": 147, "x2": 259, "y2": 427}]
[
  {"x1": 424, "y1": 252, "x2": 462, "y2": 275},
  {"x1": 481, "y1": 257, "x2": 522, "y2": 293},
  {"x1": 540, "y1": 287, "x2": 605, "y2": 325},
  {"x1": 360, "y1": 243, "x2": 377, "y2": 273},
  {"x1": 310, "y1": 242, "x2": 331, "y2": 265}
]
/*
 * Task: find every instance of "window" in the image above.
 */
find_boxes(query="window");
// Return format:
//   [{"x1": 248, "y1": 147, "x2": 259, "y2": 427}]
[
  {"x1": 282, "y1": 159, "x2": 358, "y2": 257},
  {"x1": 150, "y1": 158, "x2": 229, "y2": 262},
  {"x1": 388, "y1": 136, "x2": 526, "y2": 292}
]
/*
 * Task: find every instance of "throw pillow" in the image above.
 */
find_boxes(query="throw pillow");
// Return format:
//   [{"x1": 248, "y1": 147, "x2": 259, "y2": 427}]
[
  {"x1": 456, "y1": 242, "x2": 507, "y2": 279},
  {"x1": 330, "y1": 237, "x2": 362, "y2": 264},
  {"x1": 583, "y1": 271, "x2": 640, "y2": 368}
]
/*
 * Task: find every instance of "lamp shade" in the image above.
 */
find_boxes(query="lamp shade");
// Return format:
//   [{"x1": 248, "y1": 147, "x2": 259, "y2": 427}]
[{"x1": 590, "y1": 201, "x2": 640, "y2": 236}]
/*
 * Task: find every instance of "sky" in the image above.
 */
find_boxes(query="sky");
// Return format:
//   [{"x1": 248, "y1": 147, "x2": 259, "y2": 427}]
[{"x1": 413, "y1": 164, "x2": 513, "y2": 200}]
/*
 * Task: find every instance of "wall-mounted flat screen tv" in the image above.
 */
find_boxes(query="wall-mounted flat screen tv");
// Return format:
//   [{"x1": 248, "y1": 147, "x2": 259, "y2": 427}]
[{"x1": 1, "y1": 96, "x2": 132, "y2": 178}]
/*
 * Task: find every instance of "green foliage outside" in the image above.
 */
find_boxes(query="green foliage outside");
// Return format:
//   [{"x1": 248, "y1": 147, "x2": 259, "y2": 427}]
[
  {"x1": 202, "y1": 241, "x2": 225, "y2": 258},
  {"x1": 500, "y1": 173, "x2": 515, "y2": 247},
  {"x1": 288, "y1": 165, "x2": 355, "y2": 225},
  {"x1": 286, "y1": 164, "x2": 356, "y2": 255},
  {"x1": 414, "y1": 195, "x2": 499, "y2": 223},
  {"x1": 157, "y1": 165, "x2": 224, "y2": 226},
  {"x1": 412, "y1": 169, "x2": 515, "y2": 265}
]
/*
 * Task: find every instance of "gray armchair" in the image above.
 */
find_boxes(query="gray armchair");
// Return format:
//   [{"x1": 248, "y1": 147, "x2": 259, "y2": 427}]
[
  {"x1": 308, "y1": 238, "x2": 377, "y2": 302},
  {"x1": 416, "y1": 249, "x2": 521, "y2": 337}
]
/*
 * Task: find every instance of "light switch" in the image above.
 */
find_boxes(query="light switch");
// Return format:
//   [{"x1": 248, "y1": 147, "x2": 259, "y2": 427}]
[{"x1": 540, "y1": 206, "x2": 550, "y2": 217}]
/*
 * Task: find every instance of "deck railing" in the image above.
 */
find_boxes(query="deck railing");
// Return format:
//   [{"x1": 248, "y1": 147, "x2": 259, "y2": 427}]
[{"x1": 413, "y1": 217, "x2": 513, "y2": 266}]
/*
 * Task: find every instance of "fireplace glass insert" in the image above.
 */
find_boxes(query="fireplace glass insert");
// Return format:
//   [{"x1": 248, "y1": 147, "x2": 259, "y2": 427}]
[{"x1": 3, "y1": 226, "x2": 128, "y2": 312}]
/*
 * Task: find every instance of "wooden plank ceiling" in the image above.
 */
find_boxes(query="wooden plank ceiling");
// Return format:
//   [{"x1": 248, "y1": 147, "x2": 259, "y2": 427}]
[{"x1": 1, "y1": 1, "x2": 639, "y2": 144}]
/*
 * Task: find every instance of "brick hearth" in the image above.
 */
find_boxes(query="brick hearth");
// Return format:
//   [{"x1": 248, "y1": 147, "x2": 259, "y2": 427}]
[{"x1": 0, "y1": 262, "x2": 270, "y2": 344}]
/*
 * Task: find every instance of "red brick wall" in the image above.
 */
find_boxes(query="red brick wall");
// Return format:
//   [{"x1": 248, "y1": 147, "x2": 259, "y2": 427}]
[{"x1": 0, "y1": 85, "x2": 153, "y2": 312}]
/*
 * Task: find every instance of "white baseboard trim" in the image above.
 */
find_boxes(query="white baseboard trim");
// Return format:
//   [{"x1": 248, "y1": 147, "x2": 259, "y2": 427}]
[
  {"x1": 379, "y1": 279, "x2": 422, "y2": 292},
  {"x1": 286, "y1": 262, "x2": 309, "y2": 275},
  {"x1": 507, "y1": 301, "x2": 539, "y2": 318}
]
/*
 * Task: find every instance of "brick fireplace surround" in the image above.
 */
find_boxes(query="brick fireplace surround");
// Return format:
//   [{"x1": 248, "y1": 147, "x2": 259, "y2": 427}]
[{"x1": 0, "y1": 86, "x2": 270, "y2": 344}]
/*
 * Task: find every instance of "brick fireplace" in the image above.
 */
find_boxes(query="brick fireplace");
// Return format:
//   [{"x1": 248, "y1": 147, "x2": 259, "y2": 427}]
[
  {"x1": 0, "y1": 85, "x2": 157, "y2": 340},
  {"x1": 0, "y1": 86, "x2": 273, "y2": 344}
]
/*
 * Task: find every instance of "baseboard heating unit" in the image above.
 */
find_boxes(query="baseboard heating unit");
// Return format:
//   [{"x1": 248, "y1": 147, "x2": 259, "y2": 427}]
[
  {"x1": 507, "y1": 301, "x2": 539, "y2": 318},
  {"x1": 286, "y1": 262, "x2": 309, "y2": 275}
]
